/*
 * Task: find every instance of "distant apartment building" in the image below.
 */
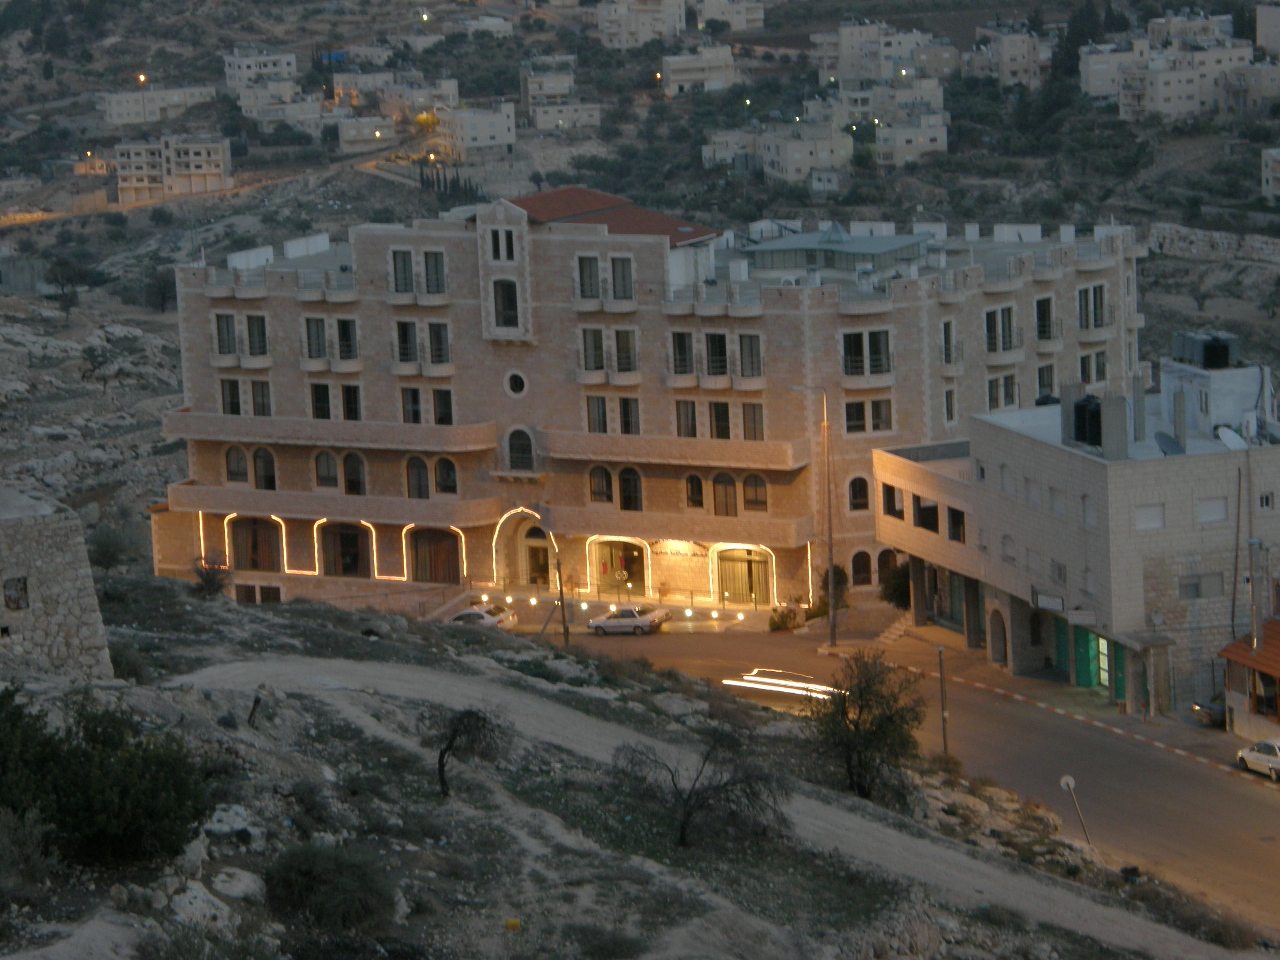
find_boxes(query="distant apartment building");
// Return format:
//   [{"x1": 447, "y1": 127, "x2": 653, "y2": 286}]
[
  {"x1": 1224, "y1": 60, "x2": 1280, "y2": 113},
  {"x1": 702, "y1": 121, "x2": 854, "y2": 182},
  {"x1": 433, "y1": 102, "x2": 517, "y2": 163},
  {"x1": 453, "y1": 16, "x2": 514, "y2": 38},
  {"x1": 698, "y1": 0, "x2": 763, "y2": 33},
  {"x1": 1079, "y1": 37, "x2": 1151, "y2": 99},
  {"x1": 1263, "y1": 147, "x2": 1280, "y2": 200},
  {"x1": 660, "y1": 45, "x2": 738, "y2": 96},
  {"x1": 962, "y1": 25, "x2": 1050, "y2": 91},
  {"x1": 224, "y1": 44, "x2": 297, "y2": 90},
  {"x1": 379, "y1": 78, "x2": 460, "y2": 121},
  {"x1": 337, "y1": 118, "x2": 398, "y2": 155},
  {"x1": 532, "y1": 103, "x2": 602, "y2": 131},
  {"x1": 598, "y1": 0, "x2": 684, "y2": 50},
  {"x1": 152, "y1": 189, "x2": 1141, "y2": 632},
  {"x1": 114, "y1": 136, "x2": 233, "y2": 204},
  {"x1": 520, "y1": 55, "x2": 577, "y2": 113},
  {"x1": 333, "y1": 70, "x2": 395, "y2": 105},
  {"x1": 1260, "y1": 2, "x2": 1280, "y2": 57},
  {"x1": 875, "y1": 110, "x2": 949, "y2": 166},
  {"x1": 97, "y1": 86, "x2": 216, "y2": 126},
  {"x1": 873, "y1": 331, "x2": 1277, "y2": 724},
  {"x1": 1147, "y1": 11, "x2": 1233, "y2": 44},
  {"x1": 809, "y1": 76, "x2": 945, "y2": 126},
  {"x1": 810, "y1": 21, "x2": 955, "y2": 84}
]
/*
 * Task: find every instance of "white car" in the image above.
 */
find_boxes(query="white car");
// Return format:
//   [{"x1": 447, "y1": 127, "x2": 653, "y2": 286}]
[
  {"x1": 1237, "y1": 738, "x2": 1280, "y2": 780},
  {"x1": 450, "y1": 604, "x2": 518, "y2": 630},
  {"x1": 588, "y1": 604, "x2": 671, "y2": 636}
]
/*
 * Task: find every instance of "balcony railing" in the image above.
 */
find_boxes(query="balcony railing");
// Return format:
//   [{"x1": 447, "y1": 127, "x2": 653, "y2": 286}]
[
  {"x1": 985, "y1": 325, "x2": 1023, "y2": 353},
  {"x1": 838, "y1": 283, "x2": 892, "y2": 306},
  {"x1": 940, "y1": 338, "x2": 963, "y2": 366},
  {"x1": 842, "y1": 351, "x2": 894, "y2": 376},
  {"x1": 1036, "y1": 318, "x2": 1063, "y2": 341}
]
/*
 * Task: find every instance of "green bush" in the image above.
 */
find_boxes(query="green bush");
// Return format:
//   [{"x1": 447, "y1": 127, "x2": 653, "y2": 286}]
[
  {"x1": 136, "y1": 924, "x2": 279, "y2": 960},
  {"x1": 265, "y1": 843, "x2": 395, "y2": 931}
]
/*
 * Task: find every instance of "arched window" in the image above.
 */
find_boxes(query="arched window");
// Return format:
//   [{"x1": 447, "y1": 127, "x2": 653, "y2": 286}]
[
  {"x1": 686, "y1": 474, "x2": 704, "y2": 508},
  {"x1": 435, "y1": 458, "x2": 457, "y2": 494},
  {"x1": 743, "y1": 474, "x2": 767, "y2": 512},
  {"x1": 315, "y1": 452, "x2": 338, "y2": 488},
  {"x1": 252, "y1": 448, "x2": 276, "y2": 491},
  {"x1": 851, "y1": 551, "x2": 872, "y2": 586},
  {"x1": 619, "y1": 468, "x2": 642, "y2": 511},
  {"x1": 509, "y1": 429, "x2": 534, "y2": 471},
  {"x1": 526, "y1": 526, "x2": 546, "y2": 539},
  {"x1": 589, "y1": 466, "x2": 613, "y2": 503},
  {"x1": 226, "y1": 446, "x2": 248, "y2": 483},
  {"x1": 343, "y1": 453, "x2": 366, "y2": 496},
  {"x1": 849, "y1": 477, "x2": 869, "y2": 511},
  {"x1": 712, "y1": 473, "x2": 737, "y2": 517},
  {"x1": 407, "y1": 457, "x2": 430, "y2": 499}
]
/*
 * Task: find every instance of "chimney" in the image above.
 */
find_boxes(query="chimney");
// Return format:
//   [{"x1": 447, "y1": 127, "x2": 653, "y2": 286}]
[
  {"x1": 1101, "y1": 395, "x2": 1129, "y2": 460},
  {"x1": 1132, "y1": 376, "x2": 1146, "y2": 442},
  {"x1": 1060, "y1": 382, "x2": 1084, "y2": 444},
  {"x1": 1173, "y1": 391, "x2": 1188, "y2": 451}
]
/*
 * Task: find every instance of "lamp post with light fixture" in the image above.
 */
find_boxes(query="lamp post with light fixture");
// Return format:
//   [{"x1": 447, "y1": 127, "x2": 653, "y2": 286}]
[{"x1": 792, "y1": 384, "x2": 836, "y2": 649}]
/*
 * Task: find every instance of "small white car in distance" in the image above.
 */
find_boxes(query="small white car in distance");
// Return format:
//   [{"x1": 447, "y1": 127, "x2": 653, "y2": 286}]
[
  {"x1": 1237, "y1": 738, "x2": 1280, "y2": 780},
  {"x1": 588, "y1": 604, "x2": 671, "y2": 636},
  {"x1": 449, "y1": 604, "x2": 518, "y2": 630}
]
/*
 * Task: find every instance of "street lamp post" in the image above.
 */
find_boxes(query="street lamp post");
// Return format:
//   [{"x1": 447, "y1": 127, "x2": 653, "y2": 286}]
[{"x1": 792, "y1": 385, "x2": 836, "y2": 649}]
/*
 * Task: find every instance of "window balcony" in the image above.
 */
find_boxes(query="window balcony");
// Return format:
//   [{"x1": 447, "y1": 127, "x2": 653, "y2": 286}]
[
  {"x1": 1077, "y1": 305, "x2": 1117, "y2": 344},
  {"x1": 422, "y1": 361, "x2": 455, "y2": 378},
  {"x1": 837, "y1": 284, "x2": 893, "y2": 316},
  {"x1": 1034, "y1": 318, "x2": 1063, "y2": 353},
  {"x1": 234, "y1": 268, "x2": 267, "y2": 299},
  {"x1": 164, "y1": 409, "x2": 498, "y2": 453},
  {"x1": 662, "y1": 287, "x2": 695, "y2": 316},
  {"x1": 572, "y1": 296, "x2": 603, "y2": 313},
  {"x1": 537, "y1": 429, "x2": 810, "y2": 471},
  {"x1": 984, "y1": 325, "x2": 1025, "y2": 367},
  {"x1": 841, "y1": 352, "x2": 896, "y2": 390}
]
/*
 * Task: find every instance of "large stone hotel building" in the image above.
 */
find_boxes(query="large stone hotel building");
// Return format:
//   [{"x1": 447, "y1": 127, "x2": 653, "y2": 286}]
[{"x1": 151, "y1": 188, "x2": 1144, "y2": 616}]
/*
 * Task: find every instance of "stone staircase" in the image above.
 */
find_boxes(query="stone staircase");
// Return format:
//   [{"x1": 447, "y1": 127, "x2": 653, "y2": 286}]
[{"x1": 875, "y1": 612, "x2": 914, "y2": 645}]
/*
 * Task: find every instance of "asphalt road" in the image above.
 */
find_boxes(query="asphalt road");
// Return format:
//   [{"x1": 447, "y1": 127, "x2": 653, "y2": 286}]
[{"x1": 570, "y1": 628, "x2": 1280, "y2": 933}]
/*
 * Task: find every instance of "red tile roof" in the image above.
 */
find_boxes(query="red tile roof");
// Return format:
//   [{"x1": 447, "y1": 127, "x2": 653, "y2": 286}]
[
  {"x1": 1219, "y1": 619, "x2": 1280, "y2": 677},
  {"x1": 508, "y1": 186, "x2": 718, "y2": 249}
]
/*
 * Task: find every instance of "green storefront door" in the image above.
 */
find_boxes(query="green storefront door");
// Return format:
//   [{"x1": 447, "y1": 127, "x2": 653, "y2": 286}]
[
  {"x1": 1054, "y1": 618, "x2": 1070, "y2": 674},
  {"x1": 1074, "y1": 626, "x2": 1098, "y2": 688}
]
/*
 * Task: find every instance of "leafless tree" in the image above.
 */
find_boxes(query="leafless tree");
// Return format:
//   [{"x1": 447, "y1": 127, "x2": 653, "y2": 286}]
[
  {"x1": 431, "y1": 709, "x2": 509, "y2": 798},
  {"x1": 613, "y1": 728, "x2": 790, "y2": 847}
]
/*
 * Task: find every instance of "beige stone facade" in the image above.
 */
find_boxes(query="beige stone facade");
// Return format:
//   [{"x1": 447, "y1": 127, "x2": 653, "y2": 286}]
[
  {"x1": 432, "y1": 103, "x2": 516, "y2": 164},
  {"x1": 97, "y1": 86, "x2": 216, "y2": 126},
  {"x1": 597, "y1": 0, "x2": 684, "y2": 50},
  {"x1": 0, "y1": 487, "x2": 112, "y2": 678},
  {"x1": 115, "y1": 136, "x2": 233, "y2": 204},
  {"x1": 660, "y1": 46, "x2": 738, "y2": 97}
]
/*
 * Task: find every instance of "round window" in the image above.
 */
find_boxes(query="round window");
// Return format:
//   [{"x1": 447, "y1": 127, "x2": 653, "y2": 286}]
[{"x1": 506, "y1": 372, "x2": 527, "y2": 397}]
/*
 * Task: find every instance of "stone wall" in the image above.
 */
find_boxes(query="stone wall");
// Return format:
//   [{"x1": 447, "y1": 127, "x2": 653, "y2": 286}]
[
  {"x1": 0, "y1": 493, "x2": 112, "y2": 678},
  {"x1": 1149, "y1": 221, "x2": 1280, "y2": 265}
]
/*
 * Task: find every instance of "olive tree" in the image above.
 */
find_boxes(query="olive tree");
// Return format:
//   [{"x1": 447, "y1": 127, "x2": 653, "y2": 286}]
[{"x1": 432, "y1": 709, "x2": 509, "y2": 798}]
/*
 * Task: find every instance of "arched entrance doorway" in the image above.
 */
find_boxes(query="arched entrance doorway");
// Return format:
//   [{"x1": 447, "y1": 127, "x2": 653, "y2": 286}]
[
  {"x1": 523, "y1": 526, "x2": 550, "y2": 586},
  {"x1": 877, "y1": 549, "x2": 898, "y2": 585},
  {"x1": 230, "y1": 517, "x2": 281, "y2": 572},
  {"x1": 592, "y1": 539, "x2": 647, "y2": 596},
  {"x1": 320, "y1": 523, "x2": 371, "y2": 578},
  {"x1": 989, "y1": 609, "x2": 1007, "y2": 665},
  {"x1": 410, "y1": 528, "x2": 460, "y2": 584},
  {"x1": 716, "y1": 548, "x2": 771, "y2": 604}
]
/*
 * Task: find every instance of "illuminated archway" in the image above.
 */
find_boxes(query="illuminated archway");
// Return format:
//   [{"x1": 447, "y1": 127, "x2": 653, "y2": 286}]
[
  {"x1": 584, "y1": 535, "x2": 652, "y2": 596},
  {"x1": 708, "y1": 543, "x2": 777, "y2": 606}
]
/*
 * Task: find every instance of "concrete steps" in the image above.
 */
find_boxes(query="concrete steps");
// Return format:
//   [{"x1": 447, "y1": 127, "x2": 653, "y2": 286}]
[{"x1": 876, "y1": 612, "x2": 914, "y2": 645}]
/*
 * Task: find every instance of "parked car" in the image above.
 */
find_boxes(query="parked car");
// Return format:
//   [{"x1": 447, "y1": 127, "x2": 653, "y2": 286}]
[
  {"x1": 1191, "y1": 692, "x2": 1226, "y2": 727},
  {"x1": 450, "y1": 604, "x2": 517, "y2": 630},
  {"x1": 588, "y1": 604, "x2": 671, "y2": 636},
  {"x1": 1237, "y1": 738, "x2": 1280, "y2": 780}
]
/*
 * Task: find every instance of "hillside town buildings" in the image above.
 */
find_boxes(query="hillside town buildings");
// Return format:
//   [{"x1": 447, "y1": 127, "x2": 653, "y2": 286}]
[
  {"x1": 224, "y1": 44, "x2": 298, "y2": 89},
  {"x1": 114, "y1": 135, "x2": 233, "y2": 204},
  {"x1": 520, "y1": 56, "x2": 601, "y2": 130},
  {"x1": 97, "y1": 86, "x2": 216, "y2": 126},
  {"x1": 660, "y1": 46, "x2": 738, "y2": 97},
  {"x1": 597, "y1": 0, "x2": 684, "y2": 50},
  {"x1": 698, "y1": 0, "x2": 764, "y2": 33},
  {"x1": 432, "y1": 102, "x2": 517, "y2": 163},
  {"x1": 702, "y1": 120, "x2": 855, "y2": 182},
  {"x1": 810, "y1": 21, "x2": 958, "y2": 85},
  {"x1": 962, "y1": 24, "x2": 1052, "y2": 91}
]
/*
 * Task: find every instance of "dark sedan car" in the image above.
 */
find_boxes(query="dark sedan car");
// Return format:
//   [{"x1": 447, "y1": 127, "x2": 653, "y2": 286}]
[{"x1": 1191, "y1": 692, "x2": 1225, "y2": 727}]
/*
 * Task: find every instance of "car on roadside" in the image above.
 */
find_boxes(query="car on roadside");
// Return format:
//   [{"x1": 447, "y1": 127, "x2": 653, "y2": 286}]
[
  {"x1": 1191, "y1": 692, "x2": 1226, "y2": 727},
  {"x1": 449, "y1": 604, "x2": 517, "y2": 631},
  {"x1": 1237, "y1": 738, "x2": 1280, "y2": 780},
  {"x1": 588, "y1": 604, "x2": 671, "y2": 636}
]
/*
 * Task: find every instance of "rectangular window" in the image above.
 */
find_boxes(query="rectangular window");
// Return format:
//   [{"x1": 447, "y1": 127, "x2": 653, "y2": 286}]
[
  {"x1": 582, "y1": 328, "x2": 605, "y2": 370},
  {"x1": 1092, "y1": 284, "x2": 1106, "y2": 326},
  {"x1": 985, "y1": 310, "x2": 999, "y2": 352},
  {"x1": 221, "y1": 379, "x2": 241, "y2": 416},
  {"x1": 941, "y1": 320, "x2": 954, "y2": 365},
  {"x1": 428, "y1": 323, "x2": 450, "y2": 364},
  {"x1": 676, "y1": 399, "x2": 697, "y2": 437},
  {"x1": 433, "y1": 388, "x2": 453, "y2": 425},
  {"x1": 1179, "y1": 573, "x2": 1225, "y2": 600},
  {"x1": 337, "y1": 319, "x2": 358, "y2": 360},
  {"x1": 246, "y1": 315, "x2": 267, "y2": 356},
  {"x1": 947, "y1": 507, "x2": 966, "y2": 543},
  {"x1": 396, "y1": 322, "x2": 418, "y2": 363},
  {"x1": 842, "y1": 332, "x2": 865, "y2": 375},
  {"x1": 871, "y1": 398, "x2": 892, "y2": 431},
  {"x1": 1077, "y1": 288, "x2": 1091, "y2": 330},
  {"x1": 494, "y1": 279, "x2": 519, "y2": 327},
  {"x1": 619, "y1": 397, "x2": 640, "y2": 435},
  {"x1": 868, "y1": 330, "x2": 891, "y2": 374},
  {"x1": 846, "y1": 401, "x2": 866, "y2": 433},
  {"x1": 944, "y1": 388, "x2": 955, "y2": 422},
  {"x1": 882, "y1": 483, "x2": 905, "y2": 519},
  {"x1": 402, "y1": 387, "x2": 421, "y2": 424},
  {"x1": 1094, "y1": 350, "x2": 1107, "y2": 382},
  {"x1": 587, "y1": 396, "x2": 608, "y2": 433},
  {"x1": 615, "y1": 329, "x2": 637, "y2": 372},
  {"x1": 491, "y1": 228, "x2": 512, "y2": 261},
  {"x1": 311, "y1": 383, "x2": 331, "y2": 419},
  {"x1": 505, "y1": 229, "x2": 514, "y2": 261},
  {"x1": 392, "y1": 250, "x2": 414, "y2": 293},
  {"x1": 423, "y1": 251, "x2": 445, "y2": 294},
  {"x1": 743, "y1": 402, "x2": 764, "y2": 441},
  {"x1": 1000, "y1": 307, "x2": 1014, "y2": 350},
  {"x1": 709, "y1": 401, "x2": 730, "y2": 439},
  {"x1": 1080, "y1": 354, "x2": 1093, "y2": 384},
  {"x1": 341, "y1": 384, "x2": 361, "y2": 421},
  {"x1": 671, "y1": 332, "x2": 693, "y2": 375},
  {"x1": 578, "y1": 256, "x2": 600, "y2": 299},
  {"x1": 1002, "y1": 374, "x2": 1016, "y2": 407},
  {"x1": 215, "y1": 314, "x2": 236, "y2": 355},
  {"x1": 610, "y1": 257, "x2": 633, "y2": 300},
  {"x1": 1035, "y1": 296, "x2": 1055, "y2": 340},
  {"x1": 913, "y1": 494, "x2": 939, "y2": 532},
  {"x1": 739, "y1": 334, "x2": 762, "y2": 378},
  {"x1": 987, "y1": 378, "x2": 1000, "y2": 411},
  {"x1": 705, "y1": 333, "x2": 728, "y2": 376},
  {"x1": 305, "y1": 317, "x2": 326, "y2": 359},
  {"x1": 251, "y1": 380, "x2": 271, "y2": 417},
  {"x1": 1037, "y1": 364, "x2": 1055, "y2": 397}
]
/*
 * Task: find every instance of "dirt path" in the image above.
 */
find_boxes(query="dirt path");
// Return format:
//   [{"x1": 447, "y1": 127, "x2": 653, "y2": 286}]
[{"x1": 171, "y1": 656, "x2": 1259, "y2": 960}]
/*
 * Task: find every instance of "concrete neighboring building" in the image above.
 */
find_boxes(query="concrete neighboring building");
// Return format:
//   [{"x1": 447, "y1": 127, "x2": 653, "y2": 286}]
[
  {"x1": 153, "y1": 188, "x2": 1141, "y2": 621},
  {"x1": 812, "y1": 21, "x2": 942, "y2": 84},
  {"x1": 521, "y1": 55, "x2": 577, "y2": 113},
  {"x1": 224, "y1": 44, "x2": 297, "y2": 89},
  {"x1": 337, "y1": 117, "x2": 397, "y2": 155},
  {"x1": 810, "y1": 76, "x2": 945, "y2": 127},
  {"x1": 114, "y1": 135, "x2": 233, "y2": 204},
  {"x1": 875, "y1": 110, "x2": 949, "y2": 166},
  {"x1": 379, "y1": 78, "x2": 460, "y2": 121},
  {"x1": 532, "y1": 102, "x2": 602, "y2": 130},
  {"x1": 703, "y1": 121, "x2": 854, "y2": 182},
  {"x1": 1, "y1": 486, "x2": 112, "y2": 678},
  {"x1": 333, "y1": 70, "x2": 395, "y2": 105},
  {"x1": 698, "y1": 0, "x2": 764, "y2": 33},
  {"x1": 598, "y1": 0, "x2": 684, "y2": 50},
  {"x1": 660, "y1": 45, "x2": 738, "y2": 96},
  {"x1": 1079, "y1": 37, "x2": 1151, "y2": 99},
  {"x1": 454, "y1": 15, "x2": 514, "y2": 38},
  {"x1": 1117, "y1": 38, "x2": 1253, "y2": 120},
  {"x1": 433, "y1": 102, "x2": 516, "y2": 163},
  {"x1": 1260, "y1": 2, "x2": 1280, "y2": 58},
  {"x1": 97, "y1": 86, "x2": 216, "y2": 126},
  {"x1": 963, "y1": 25, "x2": 1050, "y2": 91},
  {"x1": 1263, "y1": 147, "x2": 1280, "y2": 200}
]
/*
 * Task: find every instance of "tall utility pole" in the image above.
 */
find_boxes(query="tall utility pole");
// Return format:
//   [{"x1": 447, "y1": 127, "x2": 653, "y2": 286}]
[
  {"x1": 938, "y1": 646, "x2": 949, "y2": 757},
  {"x1": 555, "y1": 551, "x2": 570, "y2": 649},
  {"x1": 793, "y1": 385, "x2": 836, "y2": 649}
]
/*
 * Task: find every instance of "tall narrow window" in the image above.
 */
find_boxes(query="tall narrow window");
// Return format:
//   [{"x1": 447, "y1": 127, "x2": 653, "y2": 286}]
[
  {"x1": 428, "y1": 323, "x2": 450, "y2": 364},
  {"x1": 709, "y1": 401, "x2": 730, "y2": 439},
  {"x1": 505, "y1": 229, "x2": 514, "y2": 261},
  {"x1": 315, "y1": 452, "x2": 338, "y2": 488},
  {"x1": 407, "y1": 457, "x2": 430, "y2": 498},
  {"x1": 423, "y1": 251, "x2": 445, "y2": 294},
  {"x1": 392, "y1": 250, "x2": 414, "y2": 292},
  {"x1": 341, "y1": 384, "x2": 361, "y2": 421},
  {"x1": 433, "y1": 389, "x2": 453, "y2": 425},
  {"x1": 686, "y1": 474, "x2": 704, "y2": 508},
  {"x1": 1094, "y1": 350, "x2": 1108, "y2": 381},
  {"x1": 868, "y1": 330, "x2": 891, "y2": 374},
  {"x1": 987, "y1": 378, "x2": 1000, "y2": 411},
  {"x1": 435, "y1": 458, "x2": 457, "y2": 494},
  {"x1": 396, "y1": 322, "x2": 418, "y2": 363},
  {"x1": 226, "y1": 446, "x2": 248, "y2": 483},
  {"x1": 743, "y1": 402, "x2": 764, "y2": 441},
  {"x1": 705, "y1": 333, "x2": 728, "y2": 375},
  {"x1": 1080, "y1": 354, "x2": 1093, "y2": 384},
  {"x1": 618, "y1": 468, "x2": 642, "y2": 511},
  {"x1": 1077, "y1": 288, "x2": 1091, "y2": 330},
  {"x1": 582, "y1": 328, "x2": 604, "y2": 370},
  {"x1": 251, "y1": 380, "x2": 271, "y2": 417},
  {"x1": 343, "y1": 453, "x2": 366, "y2": 495},
  {"x1": 1037, "y1": 364, "x2": 1055, "y2": 397},
  {"x1": 676, "y1": 399, "x2": 697, "y2": 438},
  {"x1": 611, "y1": 257, "x2": 633, "y2": 300},
  {"x1": 1035, "y1": 297, "x2": 1054, "y2": 340},
  {"x1": 402, "y1": 387, "x2": 422, "y2": 424},
  {"x1": 743, "y1": 474, "x2": 767, "y2": 511},
  {"x1": 578, "y1": 256, "x2": 600, "y2": 299},
  {"x1": 985, "y1": 310, "x2": 999, "y2": 352},
  {"x1": 849, "y1": 477, "x2": 869, "y2": 511},
  {"x1": 851, "y1": 551, "x2": 872, "y2": 585},
  {"x1": 252, "y1": 448, "x2": 275, "y2": 490},
  {"x1": 846, "y1": 401, "x2": 866, "y2": 433},
  {"x1": 739, "y1": 334, "x2": 762, "y2": 378},
  {"x1": 871, "y1": 398, "x2": 892, "y2": 431},
  {"x1": 311, "y1": 383, "x2": 331, "y2": 420},
  {"x1": 494, "y1": 279, "x2": 519, "y2": 327},
  {"x1": 1002, "y1": 375, "x2": 1016, "y2": 408},
  {"x1": 216, "y1": 314, "x2": 236, "y2": 355},
  {"x1": 509, "y1": 430, "x2": 534, "y2": 471},
  {"x1": 221, "y1": 379, "x2": 241, "y2": 416},
  {"x1": 615, "y1": 329, "x2": 637, "y2": 372},
  {"x1": 941, "y1": 320, "x2": 954, "y2": 364},
  {"x1": 944, "y1": 388, "x2": 955, "y2": 423},
  {"x1": 671, "y1": 331, "x2": 693, "y2": 375},
  {"x1": 1092, "y1": 284, "x2": 1106, "y2": 327},
  {"x1": 305, "y1": 317, "x2": 326, "y2": 359},
  {"x1": 586, "y1": 395, "x2": 608, "y2": 433},
  {"x1": 999, "y1": 307, "x2": 1014, "y2": 350},
  {"x1": 619, "y1": 397, "x2": 640, "y2": 435},
  {"x1": 843, "y1": 332, "x2": 864, "y2": 375},
  {"x1": 712, "y1": 473, "x2": 737, "y2": 517},
  {"x1": 589, "y1": 466, "x2": 613, "y2": 502},
  {"x1": 337, "y1": 319, "x2": 358, "y2": 359}
]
